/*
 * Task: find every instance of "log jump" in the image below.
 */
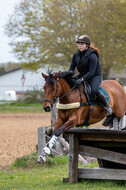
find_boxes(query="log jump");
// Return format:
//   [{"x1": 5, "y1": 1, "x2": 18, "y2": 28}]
[{"x1": 63, "y1": 128, "x2": 126, "y2": 183}]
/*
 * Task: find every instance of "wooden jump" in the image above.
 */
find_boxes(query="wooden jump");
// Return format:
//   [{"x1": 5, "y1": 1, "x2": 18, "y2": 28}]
[{"x1": 63, "y1": 128, "x2": 126, "y2": 183}]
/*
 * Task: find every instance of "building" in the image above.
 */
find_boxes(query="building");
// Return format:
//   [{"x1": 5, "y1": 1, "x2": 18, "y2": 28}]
[{"x1": 0, "y1": 68, "x2": 47, "y2": 100}]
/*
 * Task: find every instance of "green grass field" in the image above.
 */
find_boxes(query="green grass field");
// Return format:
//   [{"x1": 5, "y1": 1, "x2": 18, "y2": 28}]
[
  {"x1": 0, "y1": 154, "x2": 126, "y2": 190},
  {"x1": 0, "y1": 103, "x2": 44, "y2": 113}
]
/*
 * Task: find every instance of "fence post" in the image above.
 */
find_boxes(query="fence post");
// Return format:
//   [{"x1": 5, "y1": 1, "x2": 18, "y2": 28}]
[
  {"x1": 51, "y1": 102, "x2": 58, "y2": 130},
  {"x1": 38, "y1": 127, "x2": 46, "y2": 156},
  {"x1": 69, "y1": 134, "x2": 79, "y2": 183}
]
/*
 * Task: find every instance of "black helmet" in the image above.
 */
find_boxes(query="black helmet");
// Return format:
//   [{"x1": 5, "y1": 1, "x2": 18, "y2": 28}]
[{"x1": 76, "y1": 35, "x2": 90, "y2": 45}]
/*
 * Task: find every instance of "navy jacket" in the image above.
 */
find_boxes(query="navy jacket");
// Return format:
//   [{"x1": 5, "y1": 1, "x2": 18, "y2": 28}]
[{"x1": 69, "y1": 48, "x2": 102, "y2": 81}]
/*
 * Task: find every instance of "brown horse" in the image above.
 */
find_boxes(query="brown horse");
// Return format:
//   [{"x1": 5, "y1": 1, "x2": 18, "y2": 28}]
[{"x1": 37, "y1": 71, "x2": 126, "y2": 162}]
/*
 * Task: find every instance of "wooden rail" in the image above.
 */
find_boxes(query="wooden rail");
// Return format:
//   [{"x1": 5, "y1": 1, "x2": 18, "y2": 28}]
[{"x1": 63, "y1": 128, "x2": 126, "y2": 183}]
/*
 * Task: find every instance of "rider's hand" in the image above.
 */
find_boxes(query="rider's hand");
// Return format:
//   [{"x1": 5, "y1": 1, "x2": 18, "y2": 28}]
[{"x1": 76, "y1": 78, "x2": 83, "y2": 85}]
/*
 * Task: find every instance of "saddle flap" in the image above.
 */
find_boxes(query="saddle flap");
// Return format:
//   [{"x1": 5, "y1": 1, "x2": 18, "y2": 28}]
[{"x1": 84, "y1": 82, "x2": 110, "y2": 105}]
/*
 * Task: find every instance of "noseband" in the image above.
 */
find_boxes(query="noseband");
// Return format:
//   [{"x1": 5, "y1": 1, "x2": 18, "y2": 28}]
[{"x1": 44, "y1": 80, "x2": 58, "y2": 108}]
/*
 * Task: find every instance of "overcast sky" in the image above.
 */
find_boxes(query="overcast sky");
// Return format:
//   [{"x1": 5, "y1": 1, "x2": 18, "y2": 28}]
[{"x1": 0, "y1": 0, "x2": 21, "y2": 64}]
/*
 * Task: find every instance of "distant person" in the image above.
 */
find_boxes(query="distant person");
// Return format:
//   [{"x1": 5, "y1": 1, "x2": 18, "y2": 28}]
[{"x1": 69, "y1": 34, "x2": 112, "y2": 115}]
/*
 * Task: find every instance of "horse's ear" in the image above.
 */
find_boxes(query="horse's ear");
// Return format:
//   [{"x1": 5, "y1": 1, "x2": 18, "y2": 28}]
[
  {"x1": 42, "y1": 73, "x2": 47, "y2": 79},
  {"x1": 53, "y1": 71, "x2": 60, "y2": 79}
]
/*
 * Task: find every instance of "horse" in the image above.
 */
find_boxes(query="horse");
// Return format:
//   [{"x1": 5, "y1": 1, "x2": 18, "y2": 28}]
[{"x1": 37, "y1": 71, "x2": 126, "y2": 162}]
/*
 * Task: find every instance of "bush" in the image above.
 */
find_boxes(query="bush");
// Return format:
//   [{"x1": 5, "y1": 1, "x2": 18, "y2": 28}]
[{"x1": 18, "y1": 89, "x2": 45, "y2": 104}]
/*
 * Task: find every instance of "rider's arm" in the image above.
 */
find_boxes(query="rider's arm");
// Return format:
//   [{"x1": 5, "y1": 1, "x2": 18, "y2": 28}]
[
  {"x1": 69, "y1": 54, "x2": 76, "y2": 71},
  {"x1": 82, "y1": 53, "x2": 98, "y2": 81}
]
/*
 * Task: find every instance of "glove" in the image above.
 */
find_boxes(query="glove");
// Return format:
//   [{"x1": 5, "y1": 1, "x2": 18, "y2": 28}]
[
  {"x1": 74, "y1": 74, "x2": 79, "y2": 80},
  {"x1": 76, "y1": 78, "x2": 82, "y2": 85}
]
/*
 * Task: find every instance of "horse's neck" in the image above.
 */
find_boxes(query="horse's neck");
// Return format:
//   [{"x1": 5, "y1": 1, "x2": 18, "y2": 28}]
[
  {"x1": 58, "y1": 79, "x2": 72, "y2": 102},
  {"x1": 59, "y1": 79, "x2": 71, "y2": 94},
  {"x1": 58, "y1": 79, "x2": 87, "y2": 104}
]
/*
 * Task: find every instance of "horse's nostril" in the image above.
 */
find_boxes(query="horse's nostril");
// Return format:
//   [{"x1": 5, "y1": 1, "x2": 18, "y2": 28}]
[{"x1": 44, "y1": 106, "x2": 51, "y2": 112}]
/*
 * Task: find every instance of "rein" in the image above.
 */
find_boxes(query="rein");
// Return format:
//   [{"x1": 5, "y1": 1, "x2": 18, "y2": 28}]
[
  {"x1": 44, "y1": 80, "x2": 77, "y2": 107},
  {"x1": 56, "y1": 83, "x2": 77, "y2": 103},
  {"x1": 44, "y1": 79, "x2": 89, "y2": 108}
]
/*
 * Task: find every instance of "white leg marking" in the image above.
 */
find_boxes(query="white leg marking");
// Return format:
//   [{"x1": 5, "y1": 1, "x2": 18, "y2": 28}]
[
  {"x1": 47, "y1": 135, "x2": 58, "y2": 149},
  {"x1": 37, "y1": 135, "x2": 58, "y2": 163}
]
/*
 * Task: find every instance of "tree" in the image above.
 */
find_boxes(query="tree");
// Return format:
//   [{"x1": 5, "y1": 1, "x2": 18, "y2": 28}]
[
  {"x1": 5, "y1": 0, "x2": 85, "y2": 70},
  {"x1": 85, "y1": 0, "x2": 126, "y2": 78},
  {"x1": 0, "y1": 66, "x2": 5, "y2": 74},
  {"x1": 5, "y1": 0, "x2": 126, "y2": 78}
]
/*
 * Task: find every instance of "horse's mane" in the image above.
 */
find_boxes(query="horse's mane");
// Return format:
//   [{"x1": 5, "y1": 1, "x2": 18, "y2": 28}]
[
  {"x1": 46, "y1": 69, "x2": 55, "y2": 85},
  {"x1": 46, "y1": 69, "x2": 77, "y2": 88},
  {"x1": 59, "y1": 71, "x2": 77, "y2": 88}
]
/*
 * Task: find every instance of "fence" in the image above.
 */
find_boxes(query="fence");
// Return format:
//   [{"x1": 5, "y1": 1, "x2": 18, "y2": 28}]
[{"x1": 63, "y1": 128, "x2": 126, "y2": 183}]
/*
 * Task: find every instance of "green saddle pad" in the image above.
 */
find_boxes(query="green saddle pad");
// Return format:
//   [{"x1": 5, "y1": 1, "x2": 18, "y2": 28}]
[{"x1": 87, "y1": 87, "x2": 110, "y2": 106}]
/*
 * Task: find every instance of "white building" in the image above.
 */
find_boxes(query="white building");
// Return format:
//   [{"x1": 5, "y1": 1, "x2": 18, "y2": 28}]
[{"x1": 0, "y1": 68, "x2": 47, "y2": 100}]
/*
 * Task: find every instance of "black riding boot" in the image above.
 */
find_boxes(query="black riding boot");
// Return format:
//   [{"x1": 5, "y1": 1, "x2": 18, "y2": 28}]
[{"x1": 97, "y1": 91, "x2": 112, "y2": 116}]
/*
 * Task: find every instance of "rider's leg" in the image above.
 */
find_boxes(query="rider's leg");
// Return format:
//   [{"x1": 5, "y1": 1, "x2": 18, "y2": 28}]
[
  {"x1": 97, "y1": 91, "x2": 112, "y2": 116},
  {"x1": 88, "y1": 76, "x2": 112, "y2": 116}
]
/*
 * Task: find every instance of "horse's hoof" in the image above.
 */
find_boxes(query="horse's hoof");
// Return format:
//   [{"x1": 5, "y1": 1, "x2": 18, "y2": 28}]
[
  {"x1": 43, "y1": 147, "x2": 51, "y2": 155},
  {"x1": 37, "y1": 155, "x2": 46, "y2": 162}
]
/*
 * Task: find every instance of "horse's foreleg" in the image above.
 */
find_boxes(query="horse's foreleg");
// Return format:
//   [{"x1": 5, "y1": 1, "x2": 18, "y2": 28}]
[
  {"x1": 37, "y1": 118, "x2": 64, "y2": 162},
  {"x1": 40, "y1": 119, "x2": 74, "y2": 161},
  {"x1": 37, "y1": 135, "x2": 58, "y2": 162},
  {"x1": 53, "y1": 116, "x2": 76, "y2": 136},
  {"x1": 37, "y1": 117, "x2": 76, "y2": 162}
]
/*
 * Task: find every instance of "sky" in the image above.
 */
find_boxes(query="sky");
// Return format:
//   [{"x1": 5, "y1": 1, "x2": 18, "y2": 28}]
[{"x1": 0, "y1": 0, "x2": 20, "y2": 64}]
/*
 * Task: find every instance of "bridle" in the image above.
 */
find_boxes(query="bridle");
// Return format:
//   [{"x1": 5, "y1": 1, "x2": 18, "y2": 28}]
[
  {"x1": 44, "y1": 80, "x2": 59, "y2": 108},
  {"x1": 43, "y1": 79, "x2": 77, "y2": 108}
]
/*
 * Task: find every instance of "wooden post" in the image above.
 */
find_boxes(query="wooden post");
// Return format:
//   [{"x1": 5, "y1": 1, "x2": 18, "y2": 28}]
[
  {"x1": 51, "y1": 102, "x2": 58, "y2": 130},
  {"x1": 38, "y1": 127, "x2": 46, "y2": 156},
  {"x1": 69, "y1": 134, "x2": 79, "y2": 183}
]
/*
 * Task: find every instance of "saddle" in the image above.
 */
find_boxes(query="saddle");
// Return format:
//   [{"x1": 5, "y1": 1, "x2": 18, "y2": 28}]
[
  {"x1": 84, "y1": 82, "x2": 97, "y2": 102},
  {"x1": 84, "y1": 82, "x2": 110, "y2": 105}
]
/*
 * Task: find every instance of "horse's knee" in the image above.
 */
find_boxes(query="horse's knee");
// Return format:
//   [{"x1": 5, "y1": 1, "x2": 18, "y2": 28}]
[{"x1": 53, "y1": 126, "x2": 64, "y2": 137}]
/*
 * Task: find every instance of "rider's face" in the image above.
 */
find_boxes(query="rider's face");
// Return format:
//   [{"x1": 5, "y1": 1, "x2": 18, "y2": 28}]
[{"x1": 77, "y1": 43, "x2": 87, "y2": 51}]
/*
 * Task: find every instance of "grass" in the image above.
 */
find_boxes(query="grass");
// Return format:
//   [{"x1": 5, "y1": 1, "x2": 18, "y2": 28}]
[
  {"x1": 0, "y1": 102, "x2": 44, "y2": 113},
  {"x1": 0, "y1": 153, "x2": 126, "y2": 190}
]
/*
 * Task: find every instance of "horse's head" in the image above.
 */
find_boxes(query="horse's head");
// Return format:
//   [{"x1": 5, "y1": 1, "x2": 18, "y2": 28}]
[{"x1": 42, "y1": 71, "x2": 60, "y2": 112}]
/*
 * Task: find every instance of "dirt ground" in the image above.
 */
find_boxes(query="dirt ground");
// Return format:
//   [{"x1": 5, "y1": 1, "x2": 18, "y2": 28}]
[
  {"x1": 1, "y1": 112, "x2": 124, "y2": 169},
  {"x1": 0, "y1": 113, "x2": 103, "y2": 169},
  {"x1": 0, "y1": 113, "x2": 51, "y2": 169}
]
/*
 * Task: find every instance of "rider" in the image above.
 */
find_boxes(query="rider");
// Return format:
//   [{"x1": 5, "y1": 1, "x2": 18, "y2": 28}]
[{"x1": 69, "y1": 34, "x2": 112, "y2": 116}]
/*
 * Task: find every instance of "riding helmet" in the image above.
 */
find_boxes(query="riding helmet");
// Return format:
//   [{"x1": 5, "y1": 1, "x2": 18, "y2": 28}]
[{"x1": 76, "y1": 35, "x2": 90, "y2": 45}]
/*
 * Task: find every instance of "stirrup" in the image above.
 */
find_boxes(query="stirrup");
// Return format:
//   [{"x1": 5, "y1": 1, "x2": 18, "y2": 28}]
[{"x1": 104, "y1": 105, "x2": 112, "y2": 116}]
